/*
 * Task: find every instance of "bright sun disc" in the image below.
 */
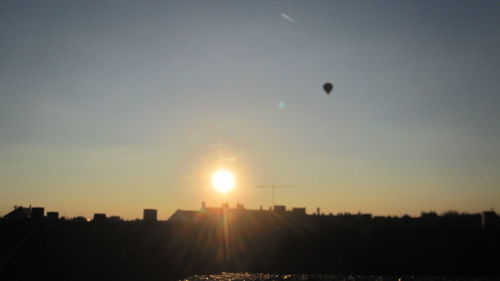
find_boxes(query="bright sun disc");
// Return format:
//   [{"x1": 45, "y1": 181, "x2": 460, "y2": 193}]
[{"x1": 211, "y1": 170, "x2": 235, "y2": 193}]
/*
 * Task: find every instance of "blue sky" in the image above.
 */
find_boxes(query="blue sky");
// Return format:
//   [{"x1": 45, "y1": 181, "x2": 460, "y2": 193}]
[{"x1": 1, "y1": 0, "x2": 499, "y2": 219}]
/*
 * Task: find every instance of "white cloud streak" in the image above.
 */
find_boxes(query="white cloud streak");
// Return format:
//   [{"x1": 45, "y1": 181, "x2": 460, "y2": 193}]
[{"x1": 280, "y1": 13, "x2": 297, "y2": 24}]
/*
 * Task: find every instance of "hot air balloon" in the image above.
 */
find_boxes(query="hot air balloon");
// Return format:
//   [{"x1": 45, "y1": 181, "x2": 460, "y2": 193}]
[{"x1": 323, "y1": 83, "x2": 333, "y2": 94}]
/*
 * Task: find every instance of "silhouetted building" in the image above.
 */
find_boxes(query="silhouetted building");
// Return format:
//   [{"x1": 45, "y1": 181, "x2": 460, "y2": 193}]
[
  {"x1": 170, "y1": 203, "x2": 296, "y2": 223},
  {"x1": 31, "y1": 207, "x2": 44, "y2": 220},
  {"x1": 108, "y1": 216, "x2": 122, "y2": 222},
  {"x1": 163, "y1": 203, "x2": 495, "y2": 238},
  {"x1": 72, "y1": 216, "x2": 88, "y2": 223},
  {"x1": 441, "y1": 212, "x2": 482, "y2": 229},
  {"x1": 273, "y1": 205, "x2": 286, "y2": 212},
  {"x1": 482, "y1": 211, "x2": 499, "y2": 231},
  {"x1": 2, "y1": 206, "x2": 31, "y2": 220},
  {"x1": 292, "y1": 208, "x2": 306, "y2": 215},
  {"x1": 93, "y1": 213, "x2": 106, "y2": 222},
  {"x1": 143, "y1": 209, "x2": 157, "y2": 222},
  {"x1": 169, "y1": 210, "x2": 198, "y2": 223},
  {"x1": 3, "y1": 206, "x2": 48, "y2": 221},
  {"x1": 47, "y1": 211, "x2": 59, "y2": 221}
]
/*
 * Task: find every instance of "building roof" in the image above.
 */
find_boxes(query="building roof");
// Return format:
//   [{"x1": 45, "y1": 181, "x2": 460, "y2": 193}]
[
  {"x1": 168, "y1": 210, "x2": 200, "y2": 222},
  {"x1": 2, "y1": 207, "x2": 32, "y2": 220}
]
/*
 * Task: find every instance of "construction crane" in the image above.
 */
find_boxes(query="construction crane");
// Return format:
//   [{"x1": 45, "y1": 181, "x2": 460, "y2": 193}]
[{"x1": 256, "y1": 185, "x2": 296, "y2": 207}]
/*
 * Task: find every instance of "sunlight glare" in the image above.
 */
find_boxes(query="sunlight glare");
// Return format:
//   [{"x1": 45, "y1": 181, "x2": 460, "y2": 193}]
[{"x1": 211, "y1": 169, "x2": 235, "y2": 193}]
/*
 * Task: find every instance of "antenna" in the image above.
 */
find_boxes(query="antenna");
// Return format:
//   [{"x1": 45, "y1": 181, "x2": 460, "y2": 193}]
[{"x1": 256, "y1": 185, "x2": 296, "y2": 206}]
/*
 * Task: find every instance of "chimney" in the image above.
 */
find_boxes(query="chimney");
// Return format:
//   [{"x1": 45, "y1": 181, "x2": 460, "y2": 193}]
[
  {"x1": 143, "y1": 209, "x2": 157, "y2": 222},
  {"x1": 317, "y1": 207, "x2": 320, "y2": 215},
  {"x1": 201, "y1": 201, "x2": 206, "y2": 210}
]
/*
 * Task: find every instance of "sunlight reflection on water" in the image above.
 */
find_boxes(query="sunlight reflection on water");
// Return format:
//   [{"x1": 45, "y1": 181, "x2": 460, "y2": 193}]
[{"x1": 182, "y1": 273, "x2": 500, "y2": 281}]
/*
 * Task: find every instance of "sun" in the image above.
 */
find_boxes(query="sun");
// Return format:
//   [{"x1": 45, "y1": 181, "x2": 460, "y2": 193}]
[{"x1": 211, "y1": 169, "x2": 235, "y2": 193}]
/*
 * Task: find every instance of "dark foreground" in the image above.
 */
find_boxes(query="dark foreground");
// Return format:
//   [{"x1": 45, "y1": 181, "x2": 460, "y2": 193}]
[
  {"x1": 183, "y1": 274, "x2": 500, "y2": 281},
  {"x1": 1, "y1": 211, "x2": 499, "y2": 281}
]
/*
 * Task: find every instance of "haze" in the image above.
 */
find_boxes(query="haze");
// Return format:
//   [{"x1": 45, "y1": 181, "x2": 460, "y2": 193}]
[{"x1": 1, "y1": 0, "x2": 499, "y2": 219}]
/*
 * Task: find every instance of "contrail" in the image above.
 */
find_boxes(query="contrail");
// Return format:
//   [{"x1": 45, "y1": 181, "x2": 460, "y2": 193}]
[{"x1": 280, "y1": 13, "x2": 297, "y2": 24}]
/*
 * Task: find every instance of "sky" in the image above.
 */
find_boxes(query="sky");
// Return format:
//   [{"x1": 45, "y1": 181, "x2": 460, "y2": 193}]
[{"x1": 1, "y1": 0, "x2": 499, "y2": 219}]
